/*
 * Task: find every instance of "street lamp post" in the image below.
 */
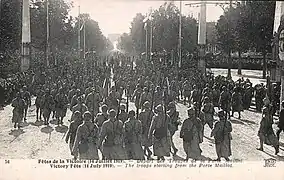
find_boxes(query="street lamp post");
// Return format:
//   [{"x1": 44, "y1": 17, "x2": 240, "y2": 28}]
[
  {"x1": 185, "y1": 0, "x2": 237, "y2": 78},
  {"x1": 46, "y1": 0, "x2": 49, "y2": 68}
]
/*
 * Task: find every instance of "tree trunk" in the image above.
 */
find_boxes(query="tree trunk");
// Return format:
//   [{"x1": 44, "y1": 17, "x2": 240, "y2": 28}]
[
  {"x1": 227, "y1": 51, "x2": 232, "y2": 79},
  {"x1": 262, "y1": 51, "x2": 267, "y2": 79},
  {"x1": 237, "y1": 50, "x2": 242, "y2": 75}
]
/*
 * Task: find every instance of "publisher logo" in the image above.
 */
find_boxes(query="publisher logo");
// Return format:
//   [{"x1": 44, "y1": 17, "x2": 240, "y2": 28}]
[{"x1": 264, "y1": 158, "x2": 276, "y2": 167}]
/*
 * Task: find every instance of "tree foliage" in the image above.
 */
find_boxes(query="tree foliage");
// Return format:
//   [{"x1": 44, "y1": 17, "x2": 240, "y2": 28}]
[
  {"x1": 216, "y1": 1, "x2": 276, "y2": 54},
  {"x1": 118, "y1": 2, "x2": 198, "y2": 56},
  {"x1": 0, "y1": 0, "x2": 112, "y2": 74}
]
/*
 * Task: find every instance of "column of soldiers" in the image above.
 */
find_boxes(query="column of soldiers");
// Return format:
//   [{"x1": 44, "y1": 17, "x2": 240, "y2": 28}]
[{"x1": 7, "y1": 55, "x2": 282, "y2": 160}]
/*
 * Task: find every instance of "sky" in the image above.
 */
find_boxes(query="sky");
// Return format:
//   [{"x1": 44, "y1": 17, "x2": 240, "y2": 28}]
[{"x1": 68, "y1": 0, "x2": 225, "y2": 37}]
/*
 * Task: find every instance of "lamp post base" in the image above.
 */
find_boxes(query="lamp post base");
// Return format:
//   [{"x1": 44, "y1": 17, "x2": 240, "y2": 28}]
[{"x1": 21, "y1": 42, "x2": 30, "y2": 72}]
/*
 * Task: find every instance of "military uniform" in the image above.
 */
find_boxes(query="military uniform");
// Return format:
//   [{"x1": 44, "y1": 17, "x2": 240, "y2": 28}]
[
  {"x1": 211, "y1": 111, "x2": 232, "y2": 161},
  {"x1": 180, "y1": 107, "x2": 203, "y2": 160},
  {"x1": 99, "y1": 110, "x2": 127, "y2": 160},
  {"x1": 124, "y1": 111, "x2": 144, "y2": 160}
]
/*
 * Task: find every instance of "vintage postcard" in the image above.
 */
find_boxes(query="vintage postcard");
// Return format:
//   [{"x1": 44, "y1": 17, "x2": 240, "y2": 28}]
[{"x1": 1, "y1": 0, "x2": 284, "y2": 179}]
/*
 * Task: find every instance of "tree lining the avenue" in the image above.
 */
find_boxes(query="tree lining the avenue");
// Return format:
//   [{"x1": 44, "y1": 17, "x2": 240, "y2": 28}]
[
  {"x1": 118, "y1": 1, "x2": 276, "y2": 77},
  {"x1": 0, "y1": 0, "x2": 113, "y2": 75}
]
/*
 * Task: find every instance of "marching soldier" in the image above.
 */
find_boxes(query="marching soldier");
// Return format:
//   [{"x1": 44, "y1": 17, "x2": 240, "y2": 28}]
[
  {"x1": 71, "y1": 95, "x2": 88, "y2": 115},
  {"x1": 212, "y1": 85, "x2": 220, "y2": 107},
  {"x1": 219, "y1": 86, "x2": 231, "y2": 119},
  {"x1": 65, "y1": 111, "x2": 83, "y2": 159},
  {"x1": 35, "y1": 87, "x2": 44, "y2": 121},
  {"x1": 42, "y1": 89, "x2": 55, "y2": 125},
  {"x1": 72, "y1": 111, "x2": 99, "y2": 160},
  {"x1": 99, "y1": 109, "x2": 127, "y2": 160},
  {"x1": 21, "y1": 86, "x2": 31, "y2": 121},
  {"x1": 124, "y1": 110, "x2": 144, "y2": 160},
  {"x1": 70, "y1": 89, "x2": 81, "y2": 109},
  {"x1": 257, "y1": 107, "x2": 279, "y2": 155},
  {"x1": 167, "y1": 102, "x2": 180, "y2": 155},
  {"x1": 55, "y1": 88, "x2": 68, "y2": 125},
  {"x1": 85, "y1": 88, "x2": 101, "y2": 121},
  {"x1": 139, "y1": 101, "x2": 154, "y2": 159},
  {"x1": 211, "y1": 110, "x2": 232, "y2": 161},
  {"x1": 180, "y1": 107, "x2": 203, "y2": 160},
  {"x1": 183, "y1": 80, "x2": 191, "y2": 104},
  {"x1": 118, "y1": 104, "x2": 128, "y2": 123},
  {"x1": 201, "y1": 97, "x2": 215, "y2": 130},
  {"x1": 11, "y1": 92, "x2": 26, "y2": 129},
  {"x1": 277, "y1": 101, "x2": 284, "y2": 140},
  {"x1": 148, "y1": 104, "x2": 171, "y2": 160},
  {"x1": 231, "y1": 88, "x2": 242, "y2": 119}
]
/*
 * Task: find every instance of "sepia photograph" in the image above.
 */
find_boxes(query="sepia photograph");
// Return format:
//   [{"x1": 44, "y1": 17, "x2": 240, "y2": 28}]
[{"x1": 1, "y1": 1, "x2": 284, "y2": 178}]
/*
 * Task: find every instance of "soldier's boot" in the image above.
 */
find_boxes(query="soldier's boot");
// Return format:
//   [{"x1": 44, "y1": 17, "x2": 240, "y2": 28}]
[
  {"x1": 257, "y1": 141, "x2": 264, "y2": 151},
  {"x1": 276, "y1": 129, "x2": 281, "y2": 141},
  {"x1": 238, "y1": 112, "x2": 241, "y2": 119},
  {"x1": 14, "y1": 123, "x2": 17, "y2": 129},
  {"x1": 225, "y1": 157, "x2": 230, "y2": 161},
  {"x1": 57, "y1": 118, "x2": 60, "y2": 126},
  {"x1": 17, "y1": 123, "x2": 21, "y2": 129},
  {"x1": 274, "y1": 145, "x2": 279, "y2": 155}
]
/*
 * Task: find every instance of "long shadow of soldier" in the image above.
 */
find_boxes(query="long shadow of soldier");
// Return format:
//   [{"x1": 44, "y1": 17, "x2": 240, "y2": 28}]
[
  {"x1": 55, "y1": 125, "x2": 68, "y2": 133},
  {"x1": 9, "y1": 129, "x2": 25, "y2": 143},
  {"x1": 49, "y1": 119, "x2": 58, "y2": 125},
  {"x1": 173, "y1": 154, "x2": 185, "y2": 160},
  {"x1": 41, "y1": 126, "x2": 54, "y2": 134},
  {"x1": 29, "y1": 121, "x2": 44, "y2": 127},
  {"x1": 262, "y1": 150, "x2": 284, "y2": 161},
  {"x1": 20, "y1": 121, "x2": 30, "y2": 127}
]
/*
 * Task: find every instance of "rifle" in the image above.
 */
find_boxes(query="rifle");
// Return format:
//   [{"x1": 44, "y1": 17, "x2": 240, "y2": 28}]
[{"x1": 126, "y1": 88, "x2": 129, "y2": 113}]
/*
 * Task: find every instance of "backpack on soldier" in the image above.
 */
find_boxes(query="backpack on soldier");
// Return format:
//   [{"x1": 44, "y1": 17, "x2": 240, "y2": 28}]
[{"x1": 154, "y1": 116, "x2": 167, "y2": 139}]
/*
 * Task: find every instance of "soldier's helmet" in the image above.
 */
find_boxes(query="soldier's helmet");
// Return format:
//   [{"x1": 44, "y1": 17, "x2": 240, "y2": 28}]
[
  {"x1": 155, "y1": 104, "x2": 164, "y2": 112},
  {"x1": 23, "y1": 85, "x2": 27, "y2": 90},
  {"x1": 168, "y1": 102, "x2": 175, "y2": 109},
  {"x1": 128, "y1": 110, "x2": 135, "y2": 117},
  {"x1": 83, "y1": 111, "x2": 92, "y2": 121},
  {"x1": 204, "y1": 97, "x2": 210, "y2": 103},
  {"x1": 16, "y1": 92, "x2": 21, "y2": 97},
  {"x1": 143, "y1": 101, "x2": 151, "y2": 109},
  {"x1": 74, "y1": 111, "x2": 82, "y2": 117},
  {"x1": 218, "y1": 110, "x2": 225, "y2": 118},
  {"x1": 120, "y1": 104, "x2": 126, "y2": 111},
  {"x1": 108, "y1": 109, "x2": 117, "y2": 117},
  {"x1": 187, "y1": 107, "x2": 195, "y2": 116}
]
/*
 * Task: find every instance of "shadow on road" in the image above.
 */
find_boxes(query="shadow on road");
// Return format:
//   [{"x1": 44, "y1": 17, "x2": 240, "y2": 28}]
[
  {"x1": 55, "y1": 125, "x2": 68, "y2": 133},
  {"x1": 204, "y1": 136, "x2": 215, "y2": 144},
  {"x1": 21, "y1": 121, "x2": 30, "y2": 127},
  {"x1": 262, "y1": 150, "x2": 284, "y2": 161},
  {"x1": 9, "y1": 129, "x2": 25, "y2": 143},
  {"x1": 41, "y1": 126, "x2": 54, "y2": 134},
  {"x1": 49, "y1": 119, "x2": 58, "y2": 125},
  {"x1": 200, "y1": 155, "x2": 213, "y2": 161},
  {"x1": 173, "y1": 154, "x2": 185, "y2": 160},
  {"x1": 29, "y1": 121, "x2": 44, "y2": 127}
]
